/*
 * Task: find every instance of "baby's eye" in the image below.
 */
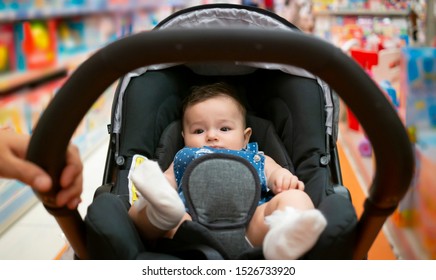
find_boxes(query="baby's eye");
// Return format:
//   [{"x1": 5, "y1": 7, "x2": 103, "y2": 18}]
[
  {"x1": 193, "y1": 129, "x2": 204, "y2": 134},
  {"x1": 220, "y1": 127, "x2": 231, "y2": 132}
]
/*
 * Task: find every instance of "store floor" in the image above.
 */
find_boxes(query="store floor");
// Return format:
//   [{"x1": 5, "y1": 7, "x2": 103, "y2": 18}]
[{"x1": 0, "y1": 138, "x2": 396, "y2": 260}]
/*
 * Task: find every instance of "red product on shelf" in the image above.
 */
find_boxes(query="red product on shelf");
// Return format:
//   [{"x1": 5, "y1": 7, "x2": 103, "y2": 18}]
[
  {"x1": 14, "y1": 19, "x2": 57, "y2": 71},
  {"x1": 347, "y1": 49, "x2": 379, "y2": 131},
  {"x1": 0, "y1": 23, "x2": 16, "y2": 73},
  {"x1": 351, "y1": 49, "x2": 379, "y2": 70}
]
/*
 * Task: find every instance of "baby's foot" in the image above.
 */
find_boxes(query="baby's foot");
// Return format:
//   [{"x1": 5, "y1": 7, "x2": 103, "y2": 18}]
[
  {"x1": 263, "y1": 207, "x2": 327, "y2": 260},
  {"x1": 129, "y1": 159, "x2": 185, "y2": 230}
]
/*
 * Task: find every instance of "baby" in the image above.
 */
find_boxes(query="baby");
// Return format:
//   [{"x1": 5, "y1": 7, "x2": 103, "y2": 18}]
[{"x1": 128, "y1": 82, "x2": 327, "y2": 259}]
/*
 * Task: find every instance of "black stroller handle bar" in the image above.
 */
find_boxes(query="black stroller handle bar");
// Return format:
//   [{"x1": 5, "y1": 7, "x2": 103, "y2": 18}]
[{"x1": 26, "y1": 28, "x2": 414, "y2": 260}]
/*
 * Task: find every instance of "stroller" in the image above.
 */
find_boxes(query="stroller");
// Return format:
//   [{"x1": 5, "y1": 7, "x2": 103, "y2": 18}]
[{"x1": 26, "y1": 4, "x2": 414, "y2": 260}]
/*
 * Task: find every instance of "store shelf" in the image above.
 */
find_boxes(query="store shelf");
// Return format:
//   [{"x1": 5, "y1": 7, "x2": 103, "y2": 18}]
[
  {"x1": 312, "y1": 0, "x2": 431, "y2": 47},
  {"x1": 384, "y1": 218, "x2": 430, "y2": 259},
  {"x1": 339, "y1": 123, "x2": 431, "y2": 259},
  {"x1": 0, "y1": 2, "x2": 178, "y2": 22},
  {"x1": 0, "y1": 52, "x2": 92, "y2": 95},
  {"x1": 0, "y1": 67, "x2": 66, "y2": 95},
  {"x1": 314, "y1": 9, "x2": 409, "y2": 17},
  {"x1": 0, "y1": 179, "x2": 39, "y2": 235}
]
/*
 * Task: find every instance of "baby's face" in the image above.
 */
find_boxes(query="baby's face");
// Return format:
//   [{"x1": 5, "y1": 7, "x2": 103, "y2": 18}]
[{"x1": 182, "y1": 95, "x2": 251, "y2": 150}]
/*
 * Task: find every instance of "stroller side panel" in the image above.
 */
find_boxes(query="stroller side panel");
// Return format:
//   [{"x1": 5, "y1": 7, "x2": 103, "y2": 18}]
[
  {"x1": 246, "y1": 69, "x2": 332, "y2": 206},
  {"x1": 119, "y1": 67, "x2": 193, "y2": 161}
]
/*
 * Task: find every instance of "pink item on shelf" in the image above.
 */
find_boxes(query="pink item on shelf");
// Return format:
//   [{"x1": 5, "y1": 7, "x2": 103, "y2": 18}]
[{"x1": 358, "y1": 137, "x2": 372, "y2": 157}]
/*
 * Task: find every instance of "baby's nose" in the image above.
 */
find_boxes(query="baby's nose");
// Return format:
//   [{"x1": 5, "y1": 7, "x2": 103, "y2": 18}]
[{"x1": 206, "y1": 130, "x2": 218, "y2": 141}]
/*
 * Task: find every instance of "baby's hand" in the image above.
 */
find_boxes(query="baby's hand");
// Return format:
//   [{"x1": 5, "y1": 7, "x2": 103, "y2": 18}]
[{"x1": 268, "y1": 168, "x2": 305, "y2": 194}]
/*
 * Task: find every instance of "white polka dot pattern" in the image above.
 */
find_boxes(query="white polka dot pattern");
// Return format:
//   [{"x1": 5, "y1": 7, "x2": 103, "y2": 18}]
[{"x1": 174, "y1": 142, "x2": 273, "y2": 206}]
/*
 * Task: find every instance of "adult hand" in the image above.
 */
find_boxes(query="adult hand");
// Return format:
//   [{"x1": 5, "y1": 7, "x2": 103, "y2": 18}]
[{"x1": 0, "y1": 128, "x2": 83, "y2": 209}]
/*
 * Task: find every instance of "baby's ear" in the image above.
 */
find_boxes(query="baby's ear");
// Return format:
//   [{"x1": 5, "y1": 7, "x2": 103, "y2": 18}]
[{"x1": 244, "y1": 127, "x2": 252, "y2": 146}]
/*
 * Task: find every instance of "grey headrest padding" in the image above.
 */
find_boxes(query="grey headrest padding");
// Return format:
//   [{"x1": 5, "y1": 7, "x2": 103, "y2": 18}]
[{"x1": 182, "y1": 153, "x2": 260, "y2": 259}]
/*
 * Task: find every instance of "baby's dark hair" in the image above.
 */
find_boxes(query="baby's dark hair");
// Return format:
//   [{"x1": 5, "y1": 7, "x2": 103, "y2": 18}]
[{"x1": 182, "y1": 82, "x2": 247, "y2": 124}]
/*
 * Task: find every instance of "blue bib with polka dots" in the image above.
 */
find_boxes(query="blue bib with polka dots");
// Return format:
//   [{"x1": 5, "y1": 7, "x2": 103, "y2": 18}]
[{"x1": 174, "y1": 142, "x2": 272, "y2": 205}]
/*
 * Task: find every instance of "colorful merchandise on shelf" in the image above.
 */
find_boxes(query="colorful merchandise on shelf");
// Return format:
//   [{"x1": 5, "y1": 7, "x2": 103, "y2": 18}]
[
  {"x1": 0, "y1": 0, "x2": 96, "y2": 13},
  {"x1": 22, "y1": 77, "x2": 65, "y2": 133},
  {"x1": 63, "y1": 0, "x2": 86, "y2": 7},
  {"x1": 0, "y1": 77, "x2": 63, "y2": 133},
  {"x1": 345, "y1": 49, "x2": 378, "y2": 131},
  {"x1": 358, "y1": 136, "x2": 372, "y2": 157},
  {"x1": 346, "y1": 48, "x2": 401, "y2": 132},
  {"x1": 313, "y1": 0, "x2": 410, "y2": 12},
  {"x1": 350, "y1": 48, "x2": 378, "y2": 71},
  {"x1": 414, "y1": 145, "x2": 436, "y2": 258},
  {"x1": 357, "y1": 80, "x2": 398, "y2": 157},
  {"x1": 132, "y1": 9, "x2": 158, "y2": 32},
  {"x1": 392, "y1": 143, "x2": 420, "y2": 229},
  {"x1": 0, "y1": 93, "x2": 26, "y2": 133},
  {"x1": 380, "y1": 79, "x2": 399, "y2": 108},
  {"x1": 113, "y1": 12, "x2": 133, "y2": 38},
  {"x1": 0, "y1": 23, "x2": 15, "y2": 73},
  {"x1": 73, "y1": 85, "x2": 115, "y2": 156},
  {"x1": 371, "y1": 48, "x2": 401, "y2": 87},
  {"x1": 83, "y1": 14, "x2": 118, "y2": 50},
  {"x1": 83, "y1": 0, "x2": 105, "y2": 9},
  {"x1": 395, "y1": 47, "x2": 436, "y2": 258},
  {"x1": 0, "y1": 1, "x2": 11, "y2": 10},
  {"x1": 315, "y1": 14, "x2": 409, "y2": 50},
  {"x1": 0, "y1": 0, "x2": 32, "y2": 11},
  {"x1": 401, "y1": 48, "x2": 436, "y2": 131},
  {"x1": 313, "y1": 0, "x2": 335, "y2": 11},
  {"x1": 14, "y1": 19, "x2": 57, "y2": 71},
  {"x1": 391, "y1": 187, "x2": 419, "y2": 228},
  {"x1": 56, "y1": 17, "x2": 87, "y2": 60},
  {"x1": 107, "y1": 0, "x2": 130, "y2": 7},
  {"x1": 132, "y1": 4, "x2": 174, "y2": 32}
]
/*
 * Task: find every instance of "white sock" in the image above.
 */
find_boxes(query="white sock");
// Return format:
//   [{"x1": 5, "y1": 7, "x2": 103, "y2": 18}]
[
  {"x1": 129, "y1": 159, "x2": 185, "y2": 231},
  {"x1": 263, "y1": 207, "x2": 327, "y2": 260}
]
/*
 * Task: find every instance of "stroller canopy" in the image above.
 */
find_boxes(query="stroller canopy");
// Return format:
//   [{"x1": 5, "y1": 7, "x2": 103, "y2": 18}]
[{"x1": 112, "y1": 4, "x2": 337, "y2": 142}]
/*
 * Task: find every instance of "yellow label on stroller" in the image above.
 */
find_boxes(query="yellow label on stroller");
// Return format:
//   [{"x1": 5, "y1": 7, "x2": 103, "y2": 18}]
[{"x1": 128, "y1": 154, "x2": 147, "y2": 205}]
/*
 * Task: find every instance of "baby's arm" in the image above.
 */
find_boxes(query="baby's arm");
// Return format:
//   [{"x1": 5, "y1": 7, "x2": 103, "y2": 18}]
[{"x1": 264, "y1": 155, "x2": 304, "y2": 194}]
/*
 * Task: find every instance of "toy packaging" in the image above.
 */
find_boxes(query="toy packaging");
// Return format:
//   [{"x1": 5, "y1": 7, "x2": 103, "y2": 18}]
[
  {"x1": 397, "y1": 47, "x2": 436, "y2": 257},
  {"x1": 14, "y1": 19, "x2": 57, "y2": 71},
  {"x1": 83, "y1": 14, "x2": 118, "y2": 51},
  {"x1": 0, "y1": 23, "x2": 15, "y2": 73},
  {"x1": 56, "y1": 17, "x2": 87, "y2": 60},
  {"x1": 402, "y1": 48, "x2": 436, "y2": 131}
]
